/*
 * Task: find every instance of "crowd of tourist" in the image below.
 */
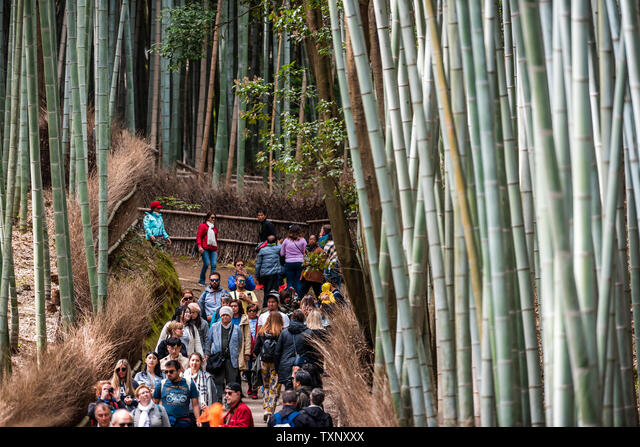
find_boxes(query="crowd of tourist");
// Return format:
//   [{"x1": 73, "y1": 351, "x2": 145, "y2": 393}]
[{"x1": 87, "y1": 204, "x2": 341, "y2": 427}]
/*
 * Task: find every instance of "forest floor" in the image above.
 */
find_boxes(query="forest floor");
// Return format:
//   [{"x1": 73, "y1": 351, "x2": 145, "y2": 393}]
[{"x1": 10, "y1": 190, "x2": 61, "y2": 373}]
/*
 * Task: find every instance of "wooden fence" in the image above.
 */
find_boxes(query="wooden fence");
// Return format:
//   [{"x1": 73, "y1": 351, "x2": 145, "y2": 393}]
[{"x1": 136, "y1": 207, "x2": 356, "y2": 265}]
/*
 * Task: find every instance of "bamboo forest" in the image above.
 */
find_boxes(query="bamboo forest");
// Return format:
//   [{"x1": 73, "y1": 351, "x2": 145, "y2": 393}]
[{"x1": 2, "y1": 0, "x2": 640, "y2": 429}]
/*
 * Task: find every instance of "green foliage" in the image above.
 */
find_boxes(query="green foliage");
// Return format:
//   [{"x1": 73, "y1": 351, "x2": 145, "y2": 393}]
[
  {"x1": 151, "y1": 1, "x2": 215, "y2": 71},
  {"x1": 155, "y1": 196, "x2": 201, "y2": 212}
]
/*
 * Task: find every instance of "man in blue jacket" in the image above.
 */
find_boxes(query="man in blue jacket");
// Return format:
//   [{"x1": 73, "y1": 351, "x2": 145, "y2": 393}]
[
  {"x1": 208, "y1": 306, "x2": 243, "y2": 403},
  {"x1": 255, "y1": 234, "x2": 283, "y2": 307},
  {"x1": 198, "y1": 272, "x2": 230, "y2": 324}
]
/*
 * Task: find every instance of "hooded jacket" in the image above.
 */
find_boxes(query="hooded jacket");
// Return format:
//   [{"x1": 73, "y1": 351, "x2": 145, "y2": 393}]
[
  {"x1": 293, "y1": 405, "x2": 333, "y2": 427},
  {"x1": 196, "y1": 223, "x2": 218, "y2": 251},
  {"x1": 274, "y1": 320, "x2": 311, "y2": 384},
  {"x1": 143, "y1": 211, "x2": 169, "y2": 240},
  {"x1": 255, "y1": 242, "x2": 284, "y2": 277}
]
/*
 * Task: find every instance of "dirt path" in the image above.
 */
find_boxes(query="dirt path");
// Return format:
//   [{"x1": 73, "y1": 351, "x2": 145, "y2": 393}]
[{"x1": 171, "y1": 255, "x2": 276, "y2": 427}]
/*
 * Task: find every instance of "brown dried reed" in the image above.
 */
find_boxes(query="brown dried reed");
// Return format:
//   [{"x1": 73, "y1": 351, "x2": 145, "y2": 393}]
[
  {"x1": 0, "y1": 279, "x2": 158, "y2": 426},
  {"x1": 68, "y1": 129, "x2": 154, "y2": 312},
  {"x1": 312, "y1": 305, "x2": 399, "y2": 427}
]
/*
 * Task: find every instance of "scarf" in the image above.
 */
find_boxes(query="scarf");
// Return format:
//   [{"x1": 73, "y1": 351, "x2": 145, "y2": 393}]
[
  {"x1": 137, "y1": 402, "x2": 154, "y2": 427},
  {"x1": 207, "y1": 222, "x2": 217, "y2": 247}
]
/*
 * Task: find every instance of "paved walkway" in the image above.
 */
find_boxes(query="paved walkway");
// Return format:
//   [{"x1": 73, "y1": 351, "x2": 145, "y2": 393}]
[{"x1": 172, "y1": 255, "x2": 280, "y2": 427}]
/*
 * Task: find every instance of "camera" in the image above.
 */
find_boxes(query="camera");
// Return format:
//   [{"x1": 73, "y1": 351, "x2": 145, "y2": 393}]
[{"x1": 108, "y1": 387, "x2": 114, "y2": 394}]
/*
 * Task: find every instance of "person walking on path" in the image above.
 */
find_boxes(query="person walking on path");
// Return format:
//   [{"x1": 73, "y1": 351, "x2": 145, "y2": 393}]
[
  {"x1": 160, "y1": 338, "x2": 190, "y2": 375},
  {"x1": 229, "y1": 300, "x2": 252, "y2": 387},
  {"x1": 293, "y1": 388, "x2": 333, "y2": 427},
  {"x1": 299, "y1": 234, "x2": 326, "y2": 298},
  {"x1": 221, "y1": 382, "x2": 254, "y2": 427},
  {"x1": 267, "y1": 390, "x2": 299, "y2": 427},
  {"x1": 256, "y1": 208, "x2": 276, "y2": 250},
  {"x1": 153, "y1": 360, "x2": 201, "y2": 427},
  {"x1": 258, "y1": 292, "x2": 290, "y2": 329},
  {"x1": 132, "y1": 384, "x2": 171, "y2": 427},
  {"x1": 196, "y1": 212, "x2": 219, "y2": 286},
  {"x1": 280, "y1": 225, "x2": 307, "y2": 298},
  {"x1": 183, "y1": 353, "x2": 218, "y2": 425},
  {"x1": 143, "y1": 201, "x2": 171, "y2": 248},
  {"x1": 253, "y1": 311, "x2": 284, "y2": 422},
  {"x1": 319, "y1": 225, "x2": 341, "y2": 289},
  {"x1": 188, "y1": 303, "x2": 210, "y2": 358},
  {"x1": 255, "y1": 234, "x2": 283, "y2": 305},
  {"x1": 134, "y1": 352, "x2": 163, "y2": 390},
  {"x1": 88, "y1": 381, "x2": 122, "y2": 425},
  {"x1": 198, "y1": 272, "x2": 230, "y2": 324},
  {"x1": 228, "y1": 258, "x2": 256, "y2": 291},
  {"x1": 246, "y1": 304, "x2": 260, "y2": 399},
  {"x1": 207, "y1": 306, "x2": 242, "y2": 403},
  {"x1": 110, "y1": 359, "x2": 139, "y2": 411},
  {"x1": 229, "y1": 273, "x2": 259, "y2": 313},
  {"x1": 275, "y1": 310, "x2": 311, "y2": 391}
]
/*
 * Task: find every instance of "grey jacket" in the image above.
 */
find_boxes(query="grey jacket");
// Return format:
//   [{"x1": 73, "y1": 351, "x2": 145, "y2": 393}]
[
  {"x1": 132, "y1": 403, "x2": 171, "y2": 427},
  {"x1": 207, "y1": 321, "x2": 243, "y2": 369},
  {"x1": 256, "y1": 243, "x2": 284, "y2": 277},
  {"x1": 198, "y1": 286, "x2": 230, "y2": 322}
]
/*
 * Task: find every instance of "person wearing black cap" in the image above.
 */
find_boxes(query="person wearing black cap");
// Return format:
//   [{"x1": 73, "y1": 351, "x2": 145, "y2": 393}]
[
  {"x1": 258, "y1": 291, "x2": 290, "y2": 329},
  {"x1": 221, "y1": 382, "x2": 254, "y2": 427}
]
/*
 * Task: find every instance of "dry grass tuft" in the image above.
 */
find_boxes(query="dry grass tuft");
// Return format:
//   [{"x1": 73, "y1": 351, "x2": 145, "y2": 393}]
[
  {"x1": 313, "y1": 305, "x2": 399, "y2": 427},
  {"x1": 68, "y1": 129, "x2": 154, "y2": 312},
  {"x1": 0, "y1": 278, "x2": 157, "y2": 426}
]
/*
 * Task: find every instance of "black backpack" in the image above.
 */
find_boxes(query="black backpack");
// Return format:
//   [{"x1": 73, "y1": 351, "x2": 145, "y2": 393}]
[{"x1": 261, "y1": 334, "x2": 277, "y2": 362}]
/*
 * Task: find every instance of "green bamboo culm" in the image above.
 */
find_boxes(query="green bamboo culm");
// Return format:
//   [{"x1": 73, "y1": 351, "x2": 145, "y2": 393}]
[
  {"x1": 38, "y1": 0, "x2": 76, "y2": 324},
  {"x1": 0, "y1": 0, "x2": 23, "y2": 379},
  {"x1": 24, "y1": 0, "x2": 46, "y2": 363},
  {"x1": 96, "y1": 0, "x2": 109, "y2": 311}
]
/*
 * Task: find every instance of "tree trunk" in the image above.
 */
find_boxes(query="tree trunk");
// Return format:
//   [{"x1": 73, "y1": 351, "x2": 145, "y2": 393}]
[{"x1": 303, "y1": 2, "x2": 375, "y2": 344}]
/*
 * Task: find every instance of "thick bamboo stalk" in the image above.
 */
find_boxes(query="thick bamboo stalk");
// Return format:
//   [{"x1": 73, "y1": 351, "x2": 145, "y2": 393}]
[{"x1": 199, "y1": 0, "x2": 224, "y2": 176}]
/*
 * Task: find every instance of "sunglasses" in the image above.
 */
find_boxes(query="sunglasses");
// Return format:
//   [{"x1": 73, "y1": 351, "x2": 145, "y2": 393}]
[
  {"x1": 210, "y1": 278, "x2": 220, "y2": 282},
  {"x1": 236, "y1": 264, "x2": 244, "y2": 267},
  {"x1": 247, "y1": 309, "x2": 257, "y2": 312},
  {"x1": 117, "y1": 422, "x2": 134, "y2": 427},
  {"x1": 224, "y1": 391, "x2": 236, "y2": 395},
  {"x1": 238, "y1": 280, "x2": 246, "y2": 283},
  {"x1": 165, "y1": 369, "x2": 176, "y2": 374},
  {"x1": 117, "y1": 367, "x2": 127, "y2": 372}
]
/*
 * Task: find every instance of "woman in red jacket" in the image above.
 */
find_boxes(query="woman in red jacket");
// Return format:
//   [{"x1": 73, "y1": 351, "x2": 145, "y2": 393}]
[
  {"x1": 222, "y1": 382, "x2": 254, "y2": 427},
  {"x1": 197, "y1": 212, "x2": 219, "y2": 286}
]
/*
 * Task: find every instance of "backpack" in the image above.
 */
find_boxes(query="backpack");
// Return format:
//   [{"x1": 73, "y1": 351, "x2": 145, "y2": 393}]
[
  {"x1": 273, "y1": 410, "x2": 300, "y2": 427},
  {"x1": 261, "y1": 334, "x2": 277, "y2": 362}
]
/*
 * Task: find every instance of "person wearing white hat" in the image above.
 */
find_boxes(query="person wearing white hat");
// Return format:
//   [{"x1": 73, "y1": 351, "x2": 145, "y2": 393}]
[{"x1": 207, "y1": 305, "x2": 243, "y2": 403}]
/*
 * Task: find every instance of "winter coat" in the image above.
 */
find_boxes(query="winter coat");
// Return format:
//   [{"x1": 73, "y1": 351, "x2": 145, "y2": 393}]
[
  {"x1": 131, "y1": 402, "x2": 171, "y2": 427},
  {"x1": 222, "y1": 401, "x2": 254, "y2": 427},
  {"x1": 207, "y1": 321, "x2": 243, "y2": 369},
  {"x1": 143, "y1": 211, "x2": 169, "y2": 240},
  {"x1": 305, "y1": 328, "x2": 328, "y2": 370},
  {"x1": 293, "y1": 405, "x2": 333, "y2": 427},
  {"x1": 236, "y1": 314, "x2": 252, "y2": 371},
  {"x1": 258, "y1": 219, "x2": 276, "y2": 243},
  {"x1": 255, "y1": 243, "x2": 284, "y2": 278},
  {"x1": 196, "y1": 223, "x2": 218, "y2": 251},
  {"x1": 228, "y1": 274, "x2": 256, "y2": 291},
  {"x1": 198, "y1": 286, "x2": 230, "y2": 323},
  {"x1": 274, "y1": 320, "x2": 311, "y2": 384},
  {"x1": 281, "y1": 238, "x2": 307, "y2": 263}
]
